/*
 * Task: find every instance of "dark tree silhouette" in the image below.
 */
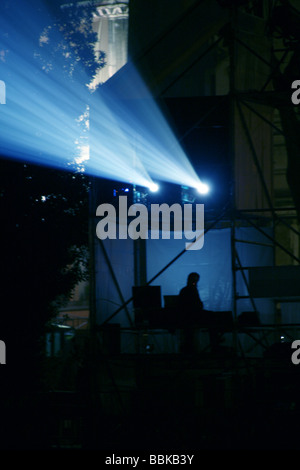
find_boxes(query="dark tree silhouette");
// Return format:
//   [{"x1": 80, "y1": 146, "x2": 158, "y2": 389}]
[{"x1": 0, "y1": 0, "x2": 105, "y2": 448}]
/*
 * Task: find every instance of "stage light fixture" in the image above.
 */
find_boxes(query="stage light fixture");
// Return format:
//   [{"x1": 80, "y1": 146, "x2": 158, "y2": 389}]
[
  {"x1": 181, "y1": 185, "x2": 195, "y2": 203},
  {"x1": 148, "y1": 182, "x2": 159, "y2": 192},
  {"x1": 196, "y1": 182, "x2": 210, "y2": 195},
  {"x1": 133, "y1": 185, "x2": 148, "y2": 204}
]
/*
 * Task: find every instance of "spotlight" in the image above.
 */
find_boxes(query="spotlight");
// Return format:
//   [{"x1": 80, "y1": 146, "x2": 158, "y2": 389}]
[
  {"x1": 196, "y1": 182, "x2": 210, "y2": 195},
  {"x1": 148, "y1": 182, "x2": 159, "y2": 192}
]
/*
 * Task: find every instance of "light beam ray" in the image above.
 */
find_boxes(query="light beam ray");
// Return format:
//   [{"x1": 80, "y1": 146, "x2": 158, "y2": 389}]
[
  {"x1": 0, "y1": 1, "x2": 207, "y2": 196},
  {"x1": 0, "y1": 1, "x2": 155, "y2": 189},
  {"x1": 94, "y1": 63, "x2": 206, "y2": 191}
]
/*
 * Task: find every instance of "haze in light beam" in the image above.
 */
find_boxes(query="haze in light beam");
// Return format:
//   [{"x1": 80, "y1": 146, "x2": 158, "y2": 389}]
[
  {"x1": 0, "y1": 1, "x2": 155, "y2": 189},
  {"x1": 95, "y1": 62, "x2": 206, "y2": 191},
  {"x1": 0, "y1": 1, "x2": 206, "y2": 194}
]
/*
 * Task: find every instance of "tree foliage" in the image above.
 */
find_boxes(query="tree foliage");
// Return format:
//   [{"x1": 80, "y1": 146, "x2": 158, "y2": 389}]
[
  {"x1": 35, "y1": 1, "x2": 105, "y2": 90},
  {"x1": 0, "y1": 158, "x2": 90, "y2": 345}
]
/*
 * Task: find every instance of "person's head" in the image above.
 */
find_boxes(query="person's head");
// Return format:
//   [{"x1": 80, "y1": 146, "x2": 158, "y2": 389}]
[{"x1": 187, "y1": 272, "x2": 200, "y2": 287}]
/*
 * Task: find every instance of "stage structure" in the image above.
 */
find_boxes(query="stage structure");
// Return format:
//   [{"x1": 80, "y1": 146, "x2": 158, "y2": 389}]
[{"x1": 89, "y1": 0, "x2": 300, "y2": 359}]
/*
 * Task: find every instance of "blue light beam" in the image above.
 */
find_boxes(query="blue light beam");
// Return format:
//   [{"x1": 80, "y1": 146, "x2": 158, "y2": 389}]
[
  {"x1": 96, "y1": 63, "x2": 207, "y2": 192},
  {"x1": 0, "y1": 1, "x2": 156, "y2": 190},
  {"x1": 0, "y1": 1, "x2": 208, "y2": 196}
]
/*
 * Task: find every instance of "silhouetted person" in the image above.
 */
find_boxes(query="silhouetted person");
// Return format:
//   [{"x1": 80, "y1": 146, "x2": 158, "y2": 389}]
[
  {"x1": 178, "y1": 272, "x2": 204, "y2": 353},
  {"x1": 178, "y1": 272, "x2": 219, "y2": 354},
  {"x1": 178, "y1": 272, "x2": 203, "y2": 320}
]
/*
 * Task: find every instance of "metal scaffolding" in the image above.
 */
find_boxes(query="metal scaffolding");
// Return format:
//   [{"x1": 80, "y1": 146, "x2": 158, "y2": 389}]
[
  {"x1": 91, "y1": 0, "x2": 300, "y2": 341},
  {"x1": 88, "y1": 0, "x2": 300, "y2": 401}
]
